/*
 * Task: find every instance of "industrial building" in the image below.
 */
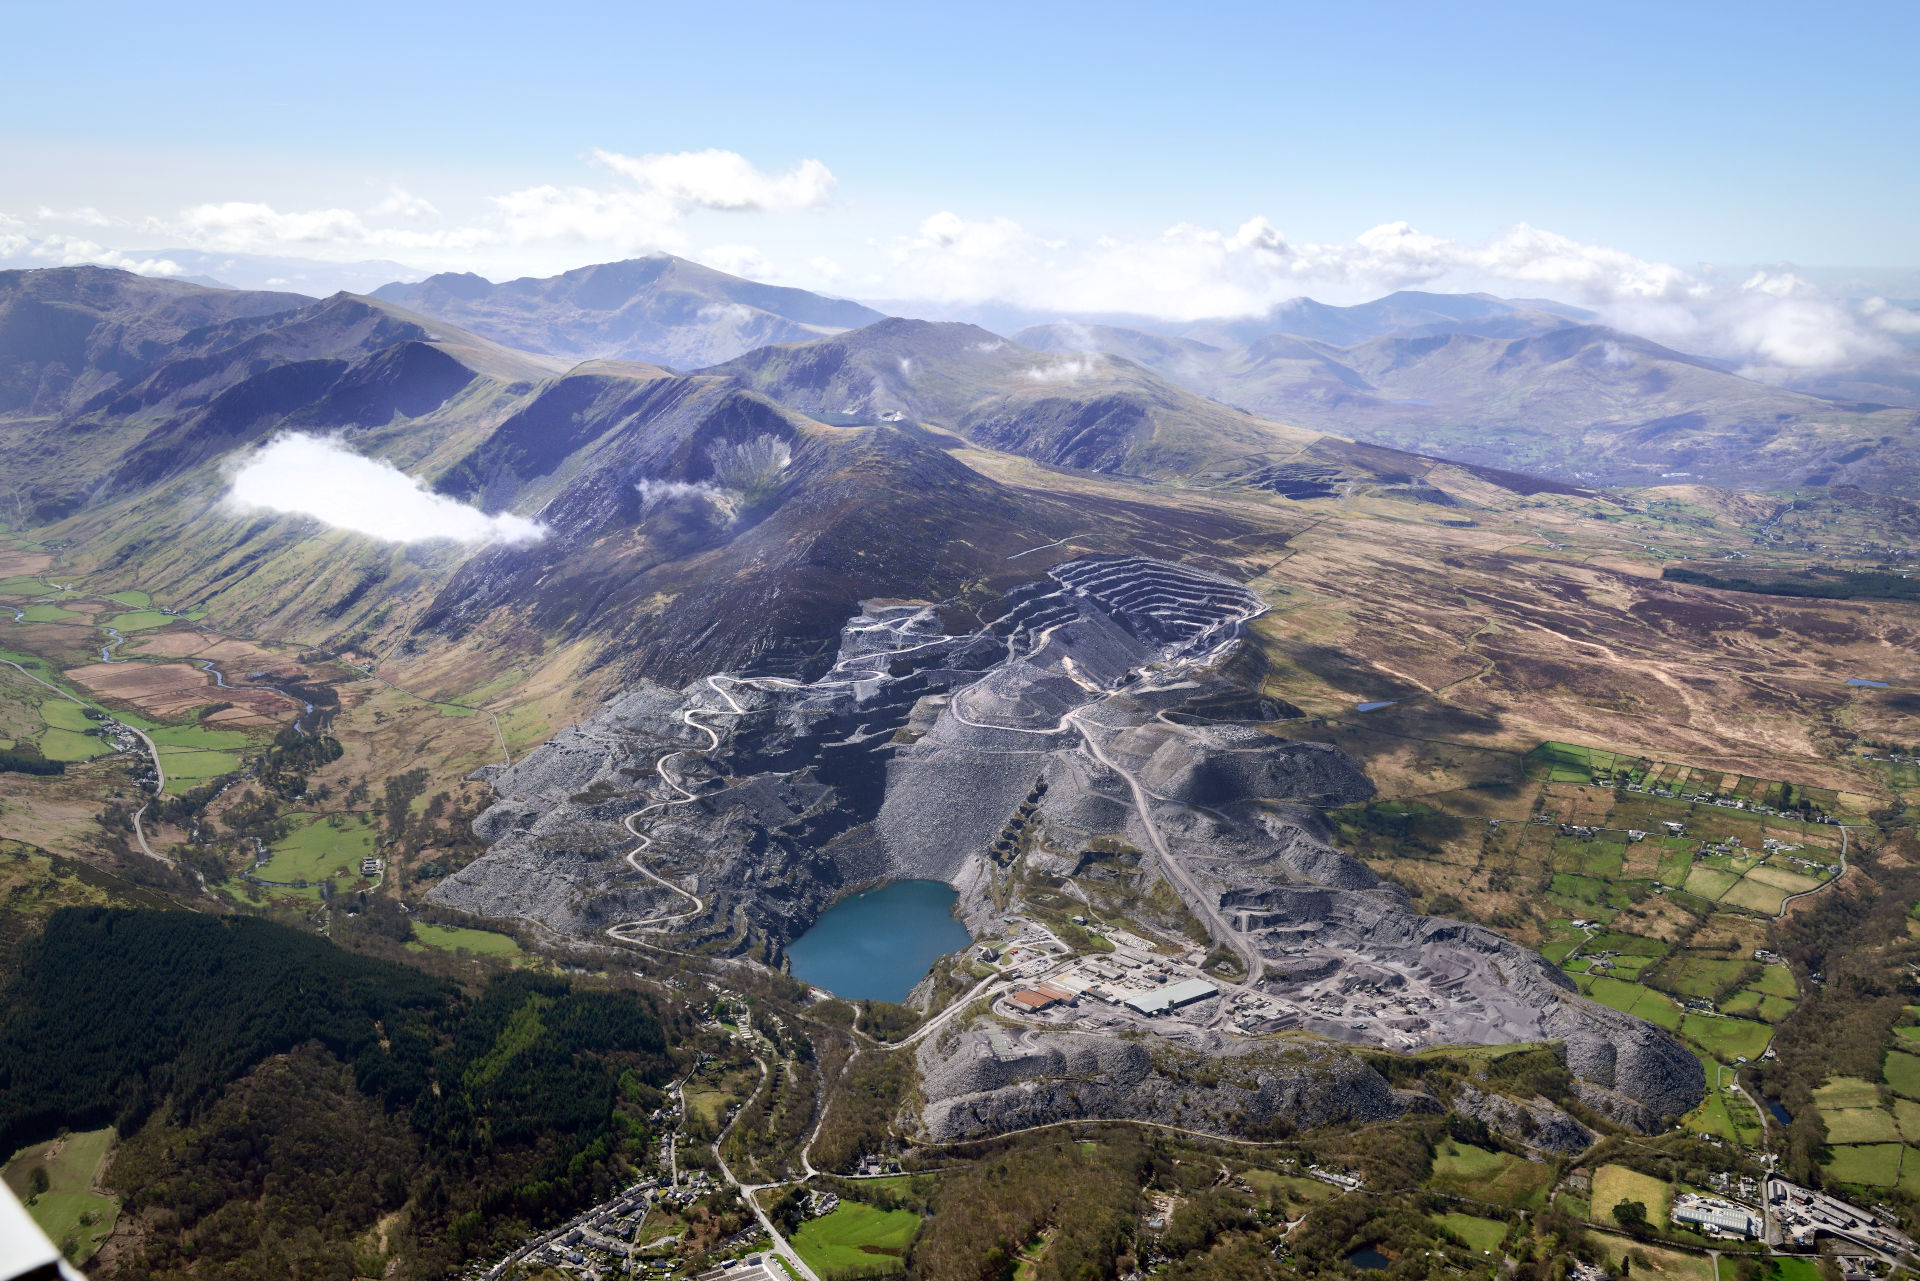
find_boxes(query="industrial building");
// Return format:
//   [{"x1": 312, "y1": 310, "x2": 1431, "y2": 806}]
[
  {"x1": 1123, "y1": 978, "x2": 1219, "y2": 1017},
  {"x1": 1672, "y1": 1197, "x2": 1761, "y2": 1238}
]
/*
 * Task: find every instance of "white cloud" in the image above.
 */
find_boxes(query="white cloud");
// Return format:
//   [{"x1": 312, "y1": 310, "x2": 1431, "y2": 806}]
[
  {"x1": 225, "y1": 434, "x2": 546, "y2": 545},
  {"x1": 704, "y1": 242, "x2": 773, "y2": 279},
  {"x1": 1025, "y1": 356, "x2": 1100, "y2": 382},
  {"x1": 486, "y1": 150, "x2": 832, "y2": 254},
  {"x1": 1599, "y1": 340, "x2": 1635, "y2": 369},
  {"x1": 877, "y1": 212, "x2": 1914, "y2": 374},
  {"x1": 591, "y1": 148, "x2": 834, "y2": 212},
  {"x1": 371, "y1": 187, "x2": 439, "y2": 219},
  {"x1": 0, "y1": 228, "x2": 182, "y2": 276},
  {"x1": 1862, "y1": 296, "x2": 1920, "y2": 335},
  {"x1": 881, "y1": 212, "x2": 1712, "y2": 317},
  {"x1": 697, "y1": 300, "x2": 759, "y2": 326}
]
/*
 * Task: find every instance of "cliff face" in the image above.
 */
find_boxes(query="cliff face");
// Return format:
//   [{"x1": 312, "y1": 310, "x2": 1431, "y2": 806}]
[{"x1": 916, "y1": 1029, "x2": 1403, "y2": 1143}]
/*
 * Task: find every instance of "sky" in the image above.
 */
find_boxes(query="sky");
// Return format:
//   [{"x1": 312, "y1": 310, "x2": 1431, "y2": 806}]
[{"x1": 4, "y1": 0, "x2": 1919, "y2": 368}]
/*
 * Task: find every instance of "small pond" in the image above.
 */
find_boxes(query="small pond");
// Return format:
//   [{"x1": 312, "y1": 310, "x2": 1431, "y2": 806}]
[
  {"x1": 1355, "y1": 701, "x2": 1398, "y2": 712},
  {"x1": 1347, "y1": 1245, "x2": 1393, "y2": 1270},
  {"x1": 785, "y1": 879, "x2": 972, "y2": 1003}
]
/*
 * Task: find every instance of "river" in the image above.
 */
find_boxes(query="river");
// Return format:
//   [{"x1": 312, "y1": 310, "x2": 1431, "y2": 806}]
[{"x1": 784, "y1": 879, "x2": 972, "y2": 1003}]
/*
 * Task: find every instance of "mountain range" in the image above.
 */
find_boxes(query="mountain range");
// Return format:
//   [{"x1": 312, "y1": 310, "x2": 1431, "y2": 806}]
[
  {"x1": 364, "y1": 260, "x2": 1920, "y2": 493},
  {"x1": 372, "y1": 254, "x2": 886, "y2": 369}
]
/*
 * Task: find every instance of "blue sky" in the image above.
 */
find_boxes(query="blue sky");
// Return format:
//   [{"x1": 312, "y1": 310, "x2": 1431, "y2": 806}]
[{"x1": 4, "y1": 0, "x2": 1917, "y2": 341}]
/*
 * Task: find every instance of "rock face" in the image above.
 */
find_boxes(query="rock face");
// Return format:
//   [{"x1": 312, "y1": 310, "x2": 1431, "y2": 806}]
[
  {"x1": 435, "y1": 553, "x2": 1704, "y2": 1137},
  {"x1": 916, "y1": 1027, "x2": 1402, "y2": 1142},
  {"x1": 1451, "y1": 1083, "x2": 1596, "y2": 1157}
]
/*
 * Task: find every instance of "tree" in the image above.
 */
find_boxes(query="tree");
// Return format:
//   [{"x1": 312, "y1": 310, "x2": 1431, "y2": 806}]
[
  {"x1": 1613, "y1": 1199, "x2": 1651, "y2": 1237},
  {"x1": 25, "y1": 1167, "x2": 48, "y2": 1200}
]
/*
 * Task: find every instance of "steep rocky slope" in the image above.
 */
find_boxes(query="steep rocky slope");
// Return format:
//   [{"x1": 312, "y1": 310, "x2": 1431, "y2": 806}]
[{"x1": 705, "y1": 317, "x2": 1319, "y2": 477}]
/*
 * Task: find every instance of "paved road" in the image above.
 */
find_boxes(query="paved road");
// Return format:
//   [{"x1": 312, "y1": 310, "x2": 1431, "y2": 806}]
[
  {"x1": 713, "y1": 1052, "x2": 822, "y2": 1281},
  {"x1": 1067, "y1": 708, "x2": 1264, "y2": 985},
  {"x1": 0, "y1": 655, "x2": 170, "y2": 865}
]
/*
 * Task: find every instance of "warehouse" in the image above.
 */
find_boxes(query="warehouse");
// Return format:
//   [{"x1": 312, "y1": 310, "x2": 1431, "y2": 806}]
[{"x1": 1123, "y1": 978, "x2": 1219, "y2": 1017}]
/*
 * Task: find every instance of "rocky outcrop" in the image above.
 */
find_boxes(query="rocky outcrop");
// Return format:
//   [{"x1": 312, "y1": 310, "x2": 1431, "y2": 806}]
[
  {"x1": 1451, "y1": 1083, "x2": 1595, "y2": 1157},
  {"x1": 917, "y1": 1026, "x2": 1402, "y2": 1143}
]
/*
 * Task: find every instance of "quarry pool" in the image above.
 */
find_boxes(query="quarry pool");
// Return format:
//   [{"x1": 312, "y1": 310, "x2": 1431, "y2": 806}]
[{"x1": 785, "y1": 879, "x2": 971, "y2": 1003}]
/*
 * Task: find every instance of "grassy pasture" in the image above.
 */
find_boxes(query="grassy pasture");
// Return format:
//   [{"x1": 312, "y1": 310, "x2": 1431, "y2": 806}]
[
  {"x1": 156, "y1": 745, "x2": 241, "y2": 781},
  {"x1": 1428, "y1": 1139, "x2": 1551, "y2": 1208},
  {"x1": 1822, "y1": 1143, "x2": 1904, "y2": 1187},
  {"x1": 1433, "y1": 1211, "x2": 1506, "y2": 1253},
  {"x1": 39, "y1": 700, "x2": 96, "y2": 732},
  {"x1": 1, "y1": 1126, "x2": 119, "y2": 1263},
  {"x1": 261, "y1": 812, "x2": 378, "y2": 883},
  {"x1": 1720, "y1": 991, "x2": 1794, "y2": 1022},
  {"x1": 1814, "y1": 1076, "x2": 1883, "y2": 1110},
  {"x1": 408, "y1": 922, "x2": 522, "y2": 959},
  {"x1": 1824, "y1": 1108, "x2": 1901, "y2": 1143},
  {"x1": 108, "y1": 610, "x2": 176, "y2": 631},
  {"x1": 1680, "y1": 1014, "x2": 1772, "y2": 1063},
  {"x1": 39, "y1": 727, "x2": 110, "y2": 761},
  {"x1": 790, "y1": 1201, "x2": 919, "y2": 1276},
  {"x1": 105, "y1": 590, "x2": 151, "y2": 607},
  {"x1": 1597, "y1": 1241, "x2": 1712, "y2": 1281},
  {"x1": 1592, "y1": 1163, "x2": 1670, "y2": 1228},
  {"x1": 1885, "y1": 1051, "x2": 1920, "y2": 1099}
]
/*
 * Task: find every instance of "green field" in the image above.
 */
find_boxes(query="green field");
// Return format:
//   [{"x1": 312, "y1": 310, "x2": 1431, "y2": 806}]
[
  {"x1": 1686, "y1": 1091, "x2": 1739, "y2": 1142},
  {"x1": 1433, "y1": 1211, "x2": 1506, "y2": 1253},
  {"x1": 1813, "y1": 1076, "x2": 1884, "y2": 1110},
  {"x1": 105, "y1": 590, "x2": 152, "y2": 607},
  {"x1": 1719, "y1": 1258, "x2": 1825, "y2": 1281},
  {"x1": 408, "y1": 922, "x2": 522, "y2": 959},
  {"x1": 1721, "y1": 991, "x2": 1795, "y2": 1022},
  {"x1": 0, "y1": 576, "x2": 51, "y2": 595},
  {"x1": 1826, "y1": 1108, "x2": 1902, "y2": 1143},
  {"x1": 1822, "y1": 1143, "x2": 1904, "y2": 1187},
  {"x1": 1579, "y1": 972, "x2": 1682, "y2": 1028},
  {"x1": 40, "y1": 699, "x2": 97, "y2": 732},
  {"x1": 1886, "y1": 1051, "x2": 1920, "y2": 1099},
  {"x1": 261, "y1": 813, "x2": 379, "y2": 884},
  {"x1": 1, "y1": 1127, "x2": 120, "y2": 1263},
  {"x1": 156, "y1": 745, "x2": 242, "y2": 780},
  {"x1": 790, "y1": 1201, "x2": 920, "y2": 1276},
  {"x1": 1658, "y1": 956, "x2": 1753, "y2": 998},
  {"x1": 19, "y1": 603, "x2": 80, "y2": 623},
  {"x1": 1428, "y1": 1139, "x2": 1552, "y2": 1208},
  {"x1": 149, "y1": 724, "x2": 251, "y2": 750},
  {"x1": 108, "y1": 610, "x2": 176, "y2": 631},
  {"x1": 1592, "y1": 1163, "x2": 1670, "y2": 1228},
  {"x1": 39, "y1": 727, "x2": 111, "y2": 761},
  {"x1": 1681, "y1": 1014, "x2": 1772, "y2": 1063}
]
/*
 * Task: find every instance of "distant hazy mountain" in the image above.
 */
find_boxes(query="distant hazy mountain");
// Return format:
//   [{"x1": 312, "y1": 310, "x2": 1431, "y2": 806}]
[
  {"x1": 373, "y1": 255, "x2": 888, "y2": 370},
  {"x1": 704, "y1": 317, "x2": 1320, "y2": 477},
  {"x1": 122, "y1": 249, "x2": 425, "y2": 295},
  {"x1": 1180, "y1": 290, "x2": 1591, "y2": 349},
  {"x1": 1019, "y1": 307, "x2": 1920, "y2": 493}
]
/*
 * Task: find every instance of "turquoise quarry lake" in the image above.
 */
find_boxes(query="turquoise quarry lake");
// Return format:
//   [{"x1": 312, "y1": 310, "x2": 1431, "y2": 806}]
[{"x1": 785, "y1": 880, "x2": 972, "y2": 1003}]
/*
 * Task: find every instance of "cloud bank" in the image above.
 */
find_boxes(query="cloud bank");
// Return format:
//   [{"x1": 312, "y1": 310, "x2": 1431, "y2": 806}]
[
  {"x1": 226, "y1": 435, "x2": 546, "y2": 545},
  {"x1": 10, "y1": 147, "x2": 1920, "y2": 381},
  {"x1": 879, "y1": 213, "x2": 1920, "y2": 375}
]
